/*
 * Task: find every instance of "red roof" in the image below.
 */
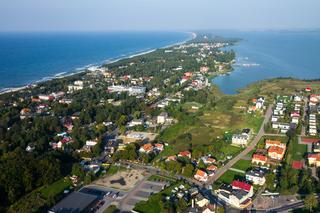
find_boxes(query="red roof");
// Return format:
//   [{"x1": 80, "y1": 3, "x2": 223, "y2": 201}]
[
  {"x1": 268, "y1": 146, "x2": 285, "y2": 155},
  {"x1": 195, "y1": 169, "x2": 207, "y2": 177},
  {"x1": 179, "y1": 151, "x2": 191, "y2": 157},
  {"x1": 301, "y1": 137, "x2": 320, "y2": 143},
  {"x1": 252, "y1": 154, "x2": 267, "y2": 162},
  {"x1": 292, "y1": 161, "x2": 303, "y2": 170},
  {"x1": 232, "y1": 180, "x2": 252, "y2": 192}
]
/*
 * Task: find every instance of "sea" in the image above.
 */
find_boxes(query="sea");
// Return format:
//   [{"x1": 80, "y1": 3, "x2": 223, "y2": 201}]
[
  {"x1": 211, "y1": 30, "x2": 320, "y2": 94},
  {"x1": 0, "y1": 31, "x2": 191, "y2": 91},
  {"x1": 0, "y1": 30, "x2": 320, "y2": 94}
]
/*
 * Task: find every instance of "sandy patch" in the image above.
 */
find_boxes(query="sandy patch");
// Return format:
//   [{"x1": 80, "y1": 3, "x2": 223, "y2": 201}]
[{"x1": 93, "y1": 169, "x2": 145, "y2": 191}]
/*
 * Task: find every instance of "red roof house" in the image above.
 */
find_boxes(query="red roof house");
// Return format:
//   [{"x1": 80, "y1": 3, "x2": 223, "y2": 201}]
[{"x1": 232, "y1": 180, "x2": 252, "y2": 192}]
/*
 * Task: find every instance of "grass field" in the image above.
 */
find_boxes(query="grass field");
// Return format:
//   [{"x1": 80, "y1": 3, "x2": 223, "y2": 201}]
[
  {"x1": 40, "y1": 178, "x2": 72, "y2": 198},
  {"x1": 231, "y1": 159, "x2": 252, "y2": 171},
  {"x1": 219, "y1": 145, "x2": 243, "y2": 159},
  {"x1": 287, "y1": 137, "x2": 307, "y2": 161},
  {"x1": 218, "y1": 170, "x2": 245, "y2": 184}
]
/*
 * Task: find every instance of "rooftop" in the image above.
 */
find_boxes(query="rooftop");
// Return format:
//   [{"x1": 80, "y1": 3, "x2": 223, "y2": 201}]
[{"x1": 50, "y1": 191, "x2": 97, "y2": 213}]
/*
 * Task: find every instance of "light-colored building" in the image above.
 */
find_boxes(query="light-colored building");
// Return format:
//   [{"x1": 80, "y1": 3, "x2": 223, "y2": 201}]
[
  {"x1": 251, "y1": 154, "x2": 268, "y2": 166},
  {"x1": 246, "y1": 169, "x2": 266, "y2": 185},
  {"x1": 308, "y1": 153, "x2": 320, "y2": 167},
  {"x1": 157, "y1": 112, "x2": 168, "y2": 124}
]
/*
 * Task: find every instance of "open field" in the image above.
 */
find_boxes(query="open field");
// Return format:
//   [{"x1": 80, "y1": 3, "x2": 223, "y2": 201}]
[
  {"x1": 39, "y1": 178, "x2": 72, "y2": 198},
  {"x1": 217, "y1": 170, "x2": 245, "y2": 184},
  {"x1": 231, "y1": 159, "x2": 252, "y2": 171}
]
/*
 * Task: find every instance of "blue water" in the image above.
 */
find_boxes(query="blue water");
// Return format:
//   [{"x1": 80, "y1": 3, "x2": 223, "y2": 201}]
[
  {"x1": 0, "y1": 31, "x2": 191, "y2": 89},
  {"x1": 212, "y1": 30, "x2": 320, "y2": 94}
]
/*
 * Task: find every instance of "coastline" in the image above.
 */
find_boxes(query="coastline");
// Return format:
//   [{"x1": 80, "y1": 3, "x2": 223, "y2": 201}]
[{"x1": 0, "y1": 31, "x2": 196, "y2": 95}]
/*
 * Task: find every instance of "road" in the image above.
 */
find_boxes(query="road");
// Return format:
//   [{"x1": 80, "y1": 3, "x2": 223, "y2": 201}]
[{"x1": 205, "y1": 105, "x2": 273, "y2": 186}]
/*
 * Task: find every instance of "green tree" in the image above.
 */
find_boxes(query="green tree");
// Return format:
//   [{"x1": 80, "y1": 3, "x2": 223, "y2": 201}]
[
  {"x1": 304, "y1": 194, "x2": 318, "y2": 212},
  {"x1": 182, "y1": 164, "x2": 194, "y2": 177}
]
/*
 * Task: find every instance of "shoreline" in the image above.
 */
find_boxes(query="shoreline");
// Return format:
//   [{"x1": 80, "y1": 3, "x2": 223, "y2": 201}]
[{"x1": 0, "y1": 31, "x2": 196, "y2": 95}]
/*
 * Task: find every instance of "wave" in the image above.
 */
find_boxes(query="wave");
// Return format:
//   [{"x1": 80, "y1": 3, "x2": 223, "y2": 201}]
[{"x1": 0, "y1": 32, "x2": 194, "y2": 95}]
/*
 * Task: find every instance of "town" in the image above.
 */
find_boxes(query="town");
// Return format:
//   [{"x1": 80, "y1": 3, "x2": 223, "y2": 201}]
[{"x1": 0, "y1": 34, "x2": 320, "y2": 213}]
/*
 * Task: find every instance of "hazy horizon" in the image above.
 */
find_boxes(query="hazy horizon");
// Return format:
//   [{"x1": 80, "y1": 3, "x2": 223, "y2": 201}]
[{"x1": 0, "y1": 0, "x2": 319, "y2": 32}]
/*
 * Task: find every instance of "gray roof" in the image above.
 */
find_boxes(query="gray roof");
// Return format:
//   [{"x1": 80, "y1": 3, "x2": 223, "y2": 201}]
[
  {"x1": 50, "y1": 191, "x2": 97, "y2": 213},
  {"x1": 246, "y1": 169, "x2": 265, "y2": 178}
]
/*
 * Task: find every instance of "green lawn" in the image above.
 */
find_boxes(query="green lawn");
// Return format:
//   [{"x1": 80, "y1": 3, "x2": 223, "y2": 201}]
[
  {"x1": 219, "y1": 145, "x2": 242, "y2": 159},
  {"x1": 39, "y1": 178, "x2": 72, "y2": 198},
  {"x1": 231, "y1": 159, "x2": 252, "y2": 171},
  {"x1": 288, "y1": 137, "x2": 307, "y2": 161},
  {"x1": 218, "y1": 170, "x2": 245, "y2": 184}
]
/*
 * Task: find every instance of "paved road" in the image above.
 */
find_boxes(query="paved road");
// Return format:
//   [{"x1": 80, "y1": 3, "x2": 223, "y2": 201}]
[{"x1": 205, "y1": 105, "x2": 273, "y2": 186}]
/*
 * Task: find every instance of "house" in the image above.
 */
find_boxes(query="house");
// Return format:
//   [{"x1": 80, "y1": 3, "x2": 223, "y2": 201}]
[
  {"x1": 206, "y1": 165, "x2": 217, "y2": 176},
  {"x1": 268, "y1": 146, "x2": 286, "y2": 160},
  {"x1": 166, "y1": 155, "x2": 177, "y2": 161},
  {"x1": 251, "y1": 154, "x2": 268, "y2": 166},
  {"x1": 154, "y1": 143, "x2": 164, "y2": 152},
  {"x1": 308, "y1": 153, "x2": 320, "y2": 167},
  {"x1": 157, "y1": 112, "x2": 168, "y2": 124},
  {"x1": 194, "y1": 169, "x2": 208, "y2": 182},
  {"x1": 232, "y1": 129, "x2": 251, "y2": 147},
  {"x1": 139, "y1": 143, "x2": 154, "y2": 154},
  {"x1": 195, "y1": 194, "x2": 210, "y2": 208},
  {"x1": 313, "y1": 142, "x2": 320, "y2": 153},
  {"x1": 246, "y1": 169, "x2": 266, "y2": 185},
  {"x1": 104, "y1": 139, "x2": 119, "y2": 154},
  {"x1": 215, "y1": 181, "x2": 253, "y2": 209},
  {"x1": 128, "y1": 119, "x2": 144, "y2": 127},
  {"x1": 232, "y1": 134, "x2": 249, "y2": 146},
  {"x1": 201, "y1": 156, "x2": 216, "y2": 165},
  {"x1": 85, "y1": 140, "x2": 97, "y2": 147},
  {"x1": 38, "y1": 95, "x2": 55, "y2": 101},
  {"x1": 178, "y1": 151, "x2": 191, "y2": 159},
  {"x1": 265, "y1": 140, "x2": 286, "y2": 149},
  {"x1": 200, "y1": 66, "x2": 209, "y2": 73}
]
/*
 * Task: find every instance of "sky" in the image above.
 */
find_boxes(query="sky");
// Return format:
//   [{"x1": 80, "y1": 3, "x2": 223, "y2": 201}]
[{"x1": 0, "y1": 0, "x2": 319, "y2": 32}]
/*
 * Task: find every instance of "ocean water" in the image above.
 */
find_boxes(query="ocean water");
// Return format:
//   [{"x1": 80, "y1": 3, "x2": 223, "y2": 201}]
[
  {"x1": 0, "y1": 31, "x2": 191, "y2": 90},
  {"x1": 212, "y1": 30, "x2": 320, "y2": 94}
]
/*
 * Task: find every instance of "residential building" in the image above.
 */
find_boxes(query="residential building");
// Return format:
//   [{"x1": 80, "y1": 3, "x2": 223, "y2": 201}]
[
  {"x1": 246, "y1": 169, "x2": 266, "y2": 185},
  {"x1": 252, "y1": 154, "x2": 268, "y2": 166},
  {"x1": 157, "y1": 112, "x2": 168, "y2": 124},
  {"x1": 308, "y1": 153, "x2": 320, "y2": 167},
  {"x1": 265, "y1": 140, "x2": 286, "y2": 149},
  {"x1": 139, "y1": 143, "x2": 154, "y2": 154},
  {"x1": 178, "y1": 151, "x2": 191, "y2": 159},
  {"x1": 215, "y1": 181, "x2": 253, "y2": 209},
  {"x1": 194, "y1": 169, "x2": 208, "y2": 182},
  {"x1": 268, "y1": 146, "x2": 286, "y2": 160}
]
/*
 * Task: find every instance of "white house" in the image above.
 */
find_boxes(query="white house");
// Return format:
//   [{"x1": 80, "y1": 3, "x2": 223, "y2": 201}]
[
  {"x1": 157, "y1": 112, "x2": 168, "y2": 124},
  {"x1": 246, "y1": 169, "x2": 266, "y2": 185}
]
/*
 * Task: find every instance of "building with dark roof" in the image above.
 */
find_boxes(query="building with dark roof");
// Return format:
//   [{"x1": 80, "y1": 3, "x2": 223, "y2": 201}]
[{"x1": 49, "y1": 191, "x2": 98, "y2": 213}]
